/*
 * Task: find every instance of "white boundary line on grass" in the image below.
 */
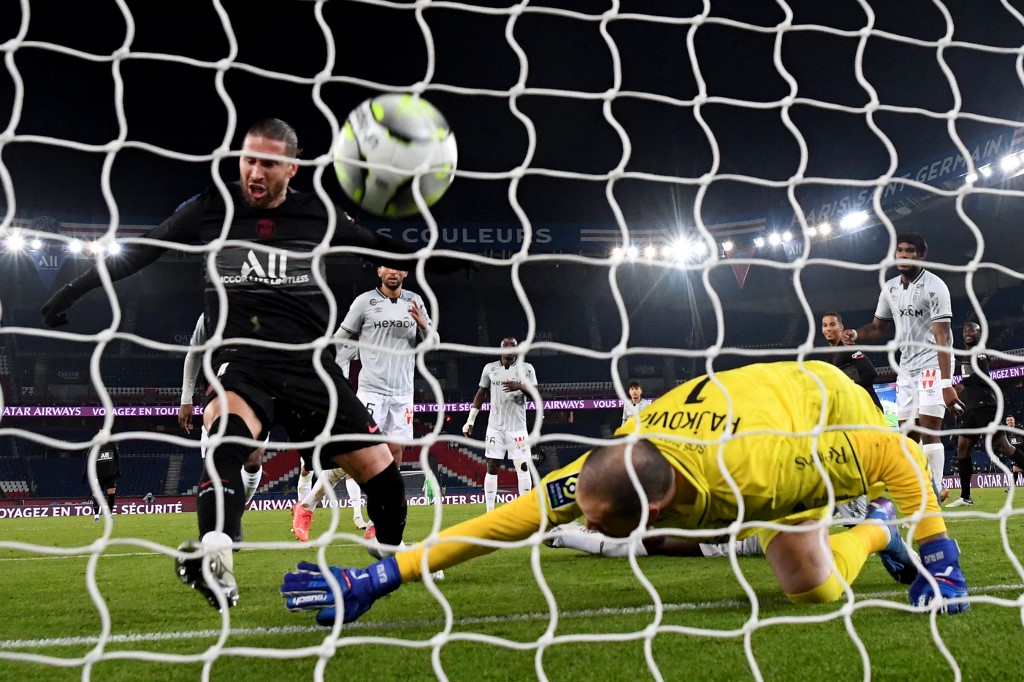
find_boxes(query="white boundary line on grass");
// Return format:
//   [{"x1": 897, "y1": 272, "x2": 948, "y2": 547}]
[{"x1": 2, "y1": 582, "x2": 1021, "y2": 651}]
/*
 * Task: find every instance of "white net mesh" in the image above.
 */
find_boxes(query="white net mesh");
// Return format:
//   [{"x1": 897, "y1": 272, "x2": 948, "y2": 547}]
[{"x1": 2, "y1": 0, "x2": 1024, "y2": 679}]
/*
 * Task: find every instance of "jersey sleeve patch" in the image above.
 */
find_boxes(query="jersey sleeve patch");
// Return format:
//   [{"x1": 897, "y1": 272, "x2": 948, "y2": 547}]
[{"x1": 545, "y1": 473, "x2": 578, "y2": 510}]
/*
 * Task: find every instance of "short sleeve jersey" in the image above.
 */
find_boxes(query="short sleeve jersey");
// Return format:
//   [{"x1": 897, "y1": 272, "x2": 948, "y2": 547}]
[
  {"x1": 94, "y1": 443, "x2": 120, "y2": 480},
  {"x1": 873, "y1": 269, "x2": 953, "y2": 374},
  {"x1": 479, "y1": 360, "x2": 537, "y2": 431},
  {"x1": 622, "y1": 398, "x2": 653, "y2": 425},
  {"x1": 958, "y1": 351, "x2": 996, "y2": 408},
  {"x1": 338, "y1": 288, "x2": 430, "y2": 397}
]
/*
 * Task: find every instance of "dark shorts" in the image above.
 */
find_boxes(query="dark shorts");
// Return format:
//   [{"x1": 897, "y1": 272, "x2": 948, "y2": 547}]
[
  {"x1": 97, "y1": 475, "x2": 119, "y2": 489},
  {"x1": 959, "y1": 404, "x2": 998, "y2": 432},
  {"x1": 204, "y1": 354, "x2": 379, "y2": 467}
]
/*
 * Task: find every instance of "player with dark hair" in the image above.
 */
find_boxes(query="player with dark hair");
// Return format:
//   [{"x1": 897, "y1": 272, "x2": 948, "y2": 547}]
[
  {"x1": 820, "y1": 311, "x2": 883, "y2": 411},
  {"x1": 621, "y1": 380, "x2": 653, "y2": 426},
  {"x1": 948, "y1": 322, "x2": 1024, "y2": 506},
  {"x1": 282, "y1": 361, "x2": 969, "y2": 625},
  {"x1": 842, "y1": 232, "x2": 963, "y2": 503},
  {"x1": 463, "y1": 337, "x2": 538, "y2": 512},
  {"x1": 83, "y1": 436, "x2": 120, "y2": 522},
  {"x1": 42, "y1": 117, "x2": 463, "y2": 611},
  {"x1": 292, "y1": 265, "x2": 434, "y2": 541}
]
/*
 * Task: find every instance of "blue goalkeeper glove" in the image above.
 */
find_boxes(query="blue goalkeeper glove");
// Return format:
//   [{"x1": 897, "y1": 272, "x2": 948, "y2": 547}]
[
  {"x1": 908, "y1": 538, "x2": 969, "y2": 614},
  {"x1": 281, "y1": 557, "x2": 402, "y2": 625}
]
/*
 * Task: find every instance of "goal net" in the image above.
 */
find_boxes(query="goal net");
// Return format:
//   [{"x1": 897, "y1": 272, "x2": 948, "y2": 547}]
[{"x1": 2, "y1": 0, "x2": 1023, "y2": 679}]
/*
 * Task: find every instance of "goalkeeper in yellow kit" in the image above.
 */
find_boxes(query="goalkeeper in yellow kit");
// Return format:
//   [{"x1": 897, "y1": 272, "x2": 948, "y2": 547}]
[{"x1": 281, "y1": 361, "x2": 968, "y2": 622}]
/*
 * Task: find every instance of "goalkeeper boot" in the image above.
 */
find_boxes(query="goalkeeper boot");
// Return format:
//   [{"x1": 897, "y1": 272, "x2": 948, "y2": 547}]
[
  {"x1": 909, "y1": 538, "x2": 969, "y2": 614},
  {"x1": 175, "y1": 534, "x2": 239, "y2": 611},
  {"x1": 867, "y1": 497, "x2": 918, "y2": 585},
  {"x1": 291, "y1": 502, "x2": 313, "y2": 542}
]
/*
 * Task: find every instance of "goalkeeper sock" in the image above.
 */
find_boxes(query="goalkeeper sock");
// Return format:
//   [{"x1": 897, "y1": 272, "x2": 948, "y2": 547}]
[
  {"x1": 196, "y1": 415, "x2": 250, "y2": 540},
  {"x1": 484, "y1": 473, "x2": 498, "y2": 511},
  {"x1": 362, "y1": 462, "x2": 407, "y2": 548},
  {"x1": 105, "y1": 491, "x2": 116, "y2": 514},
  {"x1": 242, "y1": 466, "x2": 262, "y2": 505},
  {"x1": 787, "y1": 530, "x2": 877, "y2": 604}
]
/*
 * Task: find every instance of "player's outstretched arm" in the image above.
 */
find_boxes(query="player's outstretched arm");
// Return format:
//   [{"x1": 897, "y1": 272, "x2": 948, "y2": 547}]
[
  {"x1": 283, "y1": 457, "x2": 588, "y2": 625},
  {"x1": 41, "y1": 203, "x2": 202, "y2": 326}
]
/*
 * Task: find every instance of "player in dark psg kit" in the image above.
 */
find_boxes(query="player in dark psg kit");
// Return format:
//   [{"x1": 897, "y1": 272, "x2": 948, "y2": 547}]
[
  {"x1": 948, "y1": 322, "x2": 1024, "y2": 507},
  {"x1": 819, "y1": 311, "x2": 883, "y2": 411},
  {"x1": 42, "y1": 118, "x2": 456, "y2": 610},
  {"x1": 83, "y1": 437, "x2": 120, "y2": 522}
]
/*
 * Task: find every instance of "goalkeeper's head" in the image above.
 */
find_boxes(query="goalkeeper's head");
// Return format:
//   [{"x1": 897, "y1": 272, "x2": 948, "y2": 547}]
[{"x1": 575, "y1": 439, "x2": 675, "y2": 538}]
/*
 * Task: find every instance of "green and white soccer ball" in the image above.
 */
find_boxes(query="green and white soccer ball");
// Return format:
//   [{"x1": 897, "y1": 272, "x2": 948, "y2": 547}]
[{"x1": 334, "y1": 94, "x2": 458, "y2": 218}]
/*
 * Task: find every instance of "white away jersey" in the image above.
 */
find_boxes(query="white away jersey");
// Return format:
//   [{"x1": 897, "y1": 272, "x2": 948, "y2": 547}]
[
  {"x1": 874, "y1": 269, "x2": 952, "y2": 374},
  {"x1": 337, "y1": 288, "x2": 430, "y2": 397},
  {"x1": 621, "y1": 398, "x2": 653, "y2": 425},
  {"x1": 479, "y1": 359, "x2": 537, "y2": 431}
]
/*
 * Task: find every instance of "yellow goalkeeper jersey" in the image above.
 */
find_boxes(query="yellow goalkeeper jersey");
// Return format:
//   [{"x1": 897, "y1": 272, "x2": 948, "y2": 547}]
[{"x1": 397, "y1": 360, "x2": 903, "y2": 580}]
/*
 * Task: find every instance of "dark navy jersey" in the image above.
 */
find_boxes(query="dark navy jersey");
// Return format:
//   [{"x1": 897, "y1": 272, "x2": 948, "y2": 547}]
[
  {"x1": 818, "y1": 347, "x2": 882, "y2": 411},
  {"x1": 72, "y1": 183, "x2": 435, "y2": 364},
  {"x1": 83, "y1": 442, "x2": 119, "y2": 482},
  {"x1": 958, "y1": 351, "x2": 995, "y2": 408}
]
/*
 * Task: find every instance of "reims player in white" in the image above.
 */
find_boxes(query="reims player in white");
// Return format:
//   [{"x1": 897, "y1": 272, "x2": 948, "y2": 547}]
[{"x1": 463, "y1": 337, "x2": 538, "y2": 512}]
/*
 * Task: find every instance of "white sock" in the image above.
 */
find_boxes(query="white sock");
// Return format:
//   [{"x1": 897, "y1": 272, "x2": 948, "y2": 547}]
[
  {"x1": 345, "y1": 476, "x2": 365, "y2": 524},
  {"x1": 551, "y1": 525, "x2": 644, "y2": 557},
  {"x1": 923, "y1": 442, "x2": 946, "y2": 499},
  {"x1": 200, "y1": 531, "x2": 235, "y2": 577},
  {"x1": 484, "y1": 473, "x2": 498, "y2": 512},
  {"x1": 297, "y1": 470, "x2": 313, "y2": 501},
  {"x1": 699, "y1": 536, "x2": 763, "y2": 558},
  {"x1": 241, "y1": 466, "x2": 262, "y2": 505},
  {"x1": 301, "y1": 467, "x2": 344, "y2": 511},
  {"x1": 517, "y1": 470, "x2": 532, "y2": 496},
  {"x1": 301, "y1": 478, "x2": 325, "y2": 512}
]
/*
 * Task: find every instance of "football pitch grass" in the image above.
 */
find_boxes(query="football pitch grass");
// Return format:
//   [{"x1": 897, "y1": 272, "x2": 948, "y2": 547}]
[{"x1": 1, "y1": 488, "x2": 1022, "y2": 681}]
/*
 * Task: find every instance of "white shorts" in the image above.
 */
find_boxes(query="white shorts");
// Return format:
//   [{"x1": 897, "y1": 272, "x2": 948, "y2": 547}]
[
  {"x1": 357, "y1": 390, "x2": 414, "y2": 440},
  {"x1": 896, "y1": 367, "x2": 946, "y2": 421},
  {"x1": 484, "y1": 429, "x2": 530, "y2": 461},
  {"x1": 200, "y1": 426, "x2": 269, "y2": 459}
]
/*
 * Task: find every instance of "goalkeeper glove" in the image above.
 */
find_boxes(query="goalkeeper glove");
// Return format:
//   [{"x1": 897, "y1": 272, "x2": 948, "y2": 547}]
[
  {"x1": 41, "y1": 282, "x2": 84, "y2": 327},
  {"x1": 908, "y1": 538, "x2": 969, "y2": 614},
  {"x1": 281, "y1": 557, "x2": 402, "y2": 625}
]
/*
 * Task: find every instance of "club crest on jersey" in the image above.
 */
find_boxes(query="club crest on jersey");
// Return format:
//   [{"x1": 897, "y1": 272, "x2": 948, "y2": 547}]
[
  {"x1": 545, "y1": 474, "x2": 577, "y2": 509},
  {"x1": 255, "y1": 219, "x2": 276, "y2": 238}
]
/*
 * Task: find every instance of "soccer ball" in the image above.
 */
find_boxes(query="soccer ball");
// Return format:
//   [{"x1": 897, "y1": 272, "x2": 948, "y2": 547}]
[{"x1": 334, "y1": 94, "x2": 458, "y2": 218}]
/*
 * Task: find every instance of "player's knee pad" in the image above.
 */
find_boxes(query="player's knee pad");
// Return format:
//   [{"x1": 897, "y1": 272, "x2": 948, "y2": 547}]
[{"x1": 202, "y1": 415, "x2": 254, "y2": 480}]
